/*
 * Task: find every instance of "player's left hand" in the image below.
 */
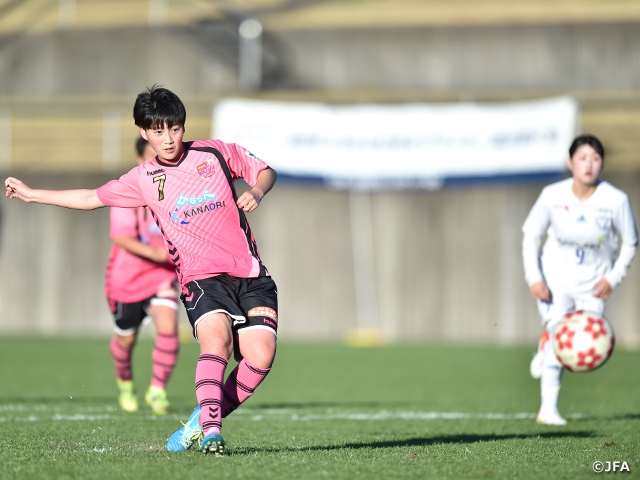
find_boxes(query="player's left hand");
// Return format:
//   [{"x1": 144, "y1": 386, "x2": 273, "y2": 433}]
[
  {"x1": 236, "y1": 190, "x2": 261, "y2": 213},
  {"x1": 592, "y1": 279, "x2": 612, "y2": 299}
]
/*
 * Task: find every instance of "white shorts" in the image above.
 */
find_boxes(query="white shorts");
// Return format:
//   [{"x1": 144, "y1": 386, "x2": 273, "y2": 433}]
[{"x1": 536, "y1": 279, "x2": 605, "y2": 330}]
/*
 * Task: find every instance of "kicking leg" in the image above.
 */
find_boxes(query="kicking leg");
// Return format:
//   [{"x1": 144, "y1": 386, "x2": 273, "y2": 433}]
[{"x1": 221, "y1": 328, "x2": 276, "y2": 418}]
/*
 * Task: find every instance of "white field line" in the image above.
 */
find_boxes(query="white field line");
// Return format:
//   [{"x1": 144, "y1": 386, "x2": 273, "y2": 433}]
[
  {"x1": 0, "y1": 406, "x2": 586, "y2": 422},
  {"x1": 0, "y1": 404, "x2": 119, "y2": 413},
  {"x1": 233, "y1": 410, "x2": 585, "y2": 421}
]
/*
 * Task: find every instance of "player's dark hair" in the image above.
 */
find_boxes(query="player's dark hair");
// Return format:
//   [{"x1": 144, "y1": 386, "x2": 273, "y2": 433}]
[
  {"x1": 569, "y1": 134, "x2": 605, "y2": 161},
  {"x1": 135, "y1": 136, "x2": 149, "y2": 157},
  {"x1": 133, "y1": 85, "x2": 186, "y2": 130}
]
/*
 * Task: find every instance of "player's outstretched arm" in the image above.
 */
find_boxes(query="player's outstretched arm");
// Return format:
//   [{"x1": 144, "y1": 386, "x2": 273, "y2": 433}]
[
  {"x1": 237, "y1": 167, "x2": 277, "y2": 213},
  {"x1": 5, "y1": 177, "x2": 105, "y2": 210}
]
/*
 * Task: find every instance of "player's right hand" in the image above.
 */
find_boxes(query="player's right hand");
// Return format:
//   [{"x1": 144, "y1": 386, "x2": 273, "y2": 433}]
[
  {"x1": 5, "y1": 177, "x2": 33, "y2": 202},
  {"x1": 529, "y1": 281, "x2": 551, "y2": 303}
]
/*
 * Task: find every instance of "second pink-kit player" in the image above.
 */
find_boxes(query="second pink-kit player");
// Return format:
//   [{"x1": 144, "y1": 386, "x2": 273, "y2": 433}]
[{"x1": 106, "y1": 138, "x2": 180, "y2": 415}]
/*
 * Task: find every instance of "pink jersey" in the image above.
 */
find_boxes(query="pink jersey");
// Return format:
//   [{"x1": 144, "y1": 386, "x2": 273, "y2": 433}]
[
  {"x1": 105, "y1": 206, "x2": 177, "y2": 303},
  {"x1": 96, "y1": 140, "x2": 269, "y2": 291}
]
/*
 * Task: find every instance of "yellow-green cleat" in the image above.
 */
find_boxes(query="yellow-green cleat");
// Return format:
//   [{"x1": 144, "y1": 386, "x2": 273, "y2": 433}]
[
  {"x1": 145, "y1": 385, "x2": 170, "y2": 415},
  {"x1": 116, "y1": 380, "x2": 138, "y2": 412}
]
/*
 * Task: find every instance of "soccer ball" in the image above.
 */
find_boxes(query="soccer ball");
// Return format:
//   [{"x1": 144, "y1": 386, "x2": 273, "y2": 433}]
[{"x1": 551, "y1": 310, "x2": 615, "y2": 372}]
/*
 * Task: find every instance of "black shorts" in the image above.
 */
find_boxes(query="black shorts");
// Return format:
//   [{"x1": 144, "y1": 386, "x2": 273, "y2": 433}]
[
  {"x1": 180, "y1": 274, "x2": 278, "y2": 340},
  {"x1": 108, "y1": 295, "x2": 178, "y2": 335}
]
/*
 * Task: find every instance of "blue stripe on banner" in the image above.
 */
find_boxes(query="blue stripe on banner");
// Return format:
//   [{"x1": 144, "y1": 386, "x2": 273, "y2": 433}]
[{"x1": 275, "y1": 171, "x2": 566, "y2": 191}]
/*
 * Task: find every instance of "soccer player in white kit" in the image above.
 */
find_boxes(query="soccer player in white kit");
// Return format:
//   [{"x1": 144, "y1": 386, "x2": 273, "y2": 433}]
[{"x1": 522, "y1": 134, "x2": 638, "y2": 425}]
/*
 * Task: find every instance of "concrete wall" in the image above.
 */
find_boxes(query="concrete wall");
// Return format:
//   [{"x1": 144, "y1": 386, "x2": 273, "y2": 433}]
[
  {"x1": 0, "y1": 27, "x2": 238, "y2": 96},
  {"x1": 2, "y1": 172, "x2": 640, "y2": 347},
  {"x1": 2, "y1": 21, "x2": 640, "y2": 95},
  {"x1": 271, "y1": 22, "x2": 640, "y2": 91}
]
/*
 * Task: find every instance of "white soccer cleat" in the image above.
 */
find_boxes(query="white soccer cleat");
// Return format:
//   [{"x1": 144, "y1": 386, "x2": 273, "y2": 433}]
[
  {"x1": 530, "y1": 351, "x2": 544, "y2": 379},
  {"x1": 536, "y1": 409, "x2": 567, "y2": 426}
]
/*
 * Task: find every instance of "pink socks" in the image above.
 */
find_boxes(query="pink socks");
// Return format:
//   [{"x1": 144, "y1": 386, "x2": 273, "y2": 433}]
[
  {"x1": 151, "y1": 332, "x2": 179, "y2": 388},
  {"x1": 196, "y1": 354, "x2": 228, "y2": 436},
  {"x1": 196, "y1": 355, "x2": 271, "y2": 435},
  {"x1": 221, "y1": 359, "x2": 270, "y2": 418},
  {"x1": 110, "y1": 336, "x2": 132, "y2": 381}
]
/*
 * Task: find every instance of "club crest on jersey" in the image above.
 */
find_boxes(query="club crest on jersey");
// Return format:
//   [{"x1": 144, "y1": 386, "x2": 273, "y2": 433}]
[
  {"x1": 244, "y1": 150, "x2": 261, "y2": 162},
  {"x1": 196, "y1": 160, "x2": 216, "y2": 178},
  {"x1": 596, "y1": 216, "x2": 611, "y2": 230}
]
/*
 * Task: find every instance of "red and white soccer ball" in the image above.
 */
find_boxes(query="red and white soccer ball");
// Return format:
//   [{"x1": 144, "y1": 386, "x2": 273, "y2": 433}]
[{"x1": 551, "y1": 310, "x2": 615, "y2": 372}]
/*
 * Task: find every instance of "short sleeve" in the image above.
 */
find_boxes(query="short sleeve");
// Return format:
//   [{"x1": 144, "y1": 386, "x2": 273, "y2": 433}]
[
  {"x1": 227, "y1": 143, "x2": 268, "y2": 186},
  {"x1": 97, "y1": 166, "x2": 146, "y2": 208},
  {"x1": 110, "y1": 207, "x2": 139, "y2": 239}
]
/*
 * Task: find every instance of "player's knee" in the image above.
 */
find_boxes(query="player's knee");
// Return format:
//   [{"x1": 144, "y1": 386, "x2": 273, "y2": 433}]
[
  {"x1": 243, "y1": 338, "x2": 276, "y2": 369},
  {"x1": 116, "y1": 333, "x2": 136, "y2": 350},
  {"x1": 199, "y1": 336, "x2": 233, "y2": 359},
  {"x1": 154, "y1": 318, "x2": 178, "y2": 336},
  {"x1": 247, "y1": 352, "x2": 274, "y2": 370}
]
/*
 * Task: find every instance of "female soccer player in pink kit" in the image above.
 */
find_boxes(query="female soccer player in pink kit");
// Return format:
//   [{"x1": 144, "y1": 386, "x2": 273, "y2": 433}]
[
  {"x1": 5, "y1": 85, "x2": 278, "y2": 455},
  {"x1": 106, "y1": 137, "x2": 179, "y2": 415}
]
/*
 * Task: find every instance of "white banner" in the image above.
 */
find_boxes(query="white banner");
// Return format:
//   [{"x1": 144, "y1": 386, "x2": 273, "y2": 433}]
[{"x1": 213, "y1": 97, "x2": 579, "y2": 190}]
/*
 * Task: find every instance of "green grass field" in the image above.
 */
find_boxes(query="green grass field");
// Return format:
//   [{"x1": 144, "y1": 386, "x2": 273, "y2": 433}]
[{"x1": 0, "y1": 337, "x2": 638, "y2": 479}]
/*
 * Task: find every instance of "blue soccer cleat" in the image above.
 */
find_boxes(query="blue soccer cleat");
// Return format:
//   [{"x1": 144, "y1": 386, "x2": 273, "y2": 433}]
[
  {"x1": 166, "y1": 406, "x2": 202, "y2": 451},
  {"x1": 200, "y1": 432, "x2": 225, "y2": 455}
]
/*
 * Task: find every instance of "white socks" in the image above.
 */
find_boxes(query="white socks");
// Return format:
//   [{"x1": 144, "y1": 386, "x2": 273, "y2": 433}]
[{"x1": 540, "y1": 339, "x2": 564, "y2": 412}]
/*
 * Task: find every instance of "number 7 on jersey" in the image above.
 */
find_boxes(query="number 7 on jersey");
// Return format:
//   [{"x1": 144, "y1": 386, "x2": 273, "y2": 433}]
[{"x1": 153, "y1": 174, "x2": 166, "y2": 201}]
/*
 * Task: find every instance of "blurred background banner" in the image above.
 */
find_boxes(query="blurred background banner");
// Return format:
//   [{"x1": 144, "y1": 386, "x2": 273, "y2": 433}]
[{"x1": 214, "y1": 97, "x2": 578, "y2": 189}]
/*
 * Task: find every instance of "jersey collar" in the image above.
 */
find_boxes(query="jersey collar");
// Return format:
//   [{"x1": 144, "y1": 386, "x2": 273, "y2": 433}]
[{"x1": 155, "y1": 142, "x2": 192, "y2": 168}]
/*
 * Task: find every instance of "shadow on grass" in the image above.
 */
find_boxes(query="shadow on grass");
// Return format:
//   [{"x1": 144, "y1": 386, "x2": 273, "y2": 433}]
[
  {"x1": 229, "y1": 431, "x2": 597, "y2": 455},
  {"x1": 613, "y1": 413, "x2": 640, "y2": 420},
  {"x1": 572, "y1": 413, "x2": 640, "y2": 421}
]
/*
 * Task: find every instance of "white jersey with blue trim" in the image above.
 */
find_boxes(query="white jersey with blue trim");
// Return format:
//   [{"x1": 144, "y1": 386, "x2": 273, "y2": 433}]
[{"x1": 522, "y1": 178, "x2": 638, "y2": 290}]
